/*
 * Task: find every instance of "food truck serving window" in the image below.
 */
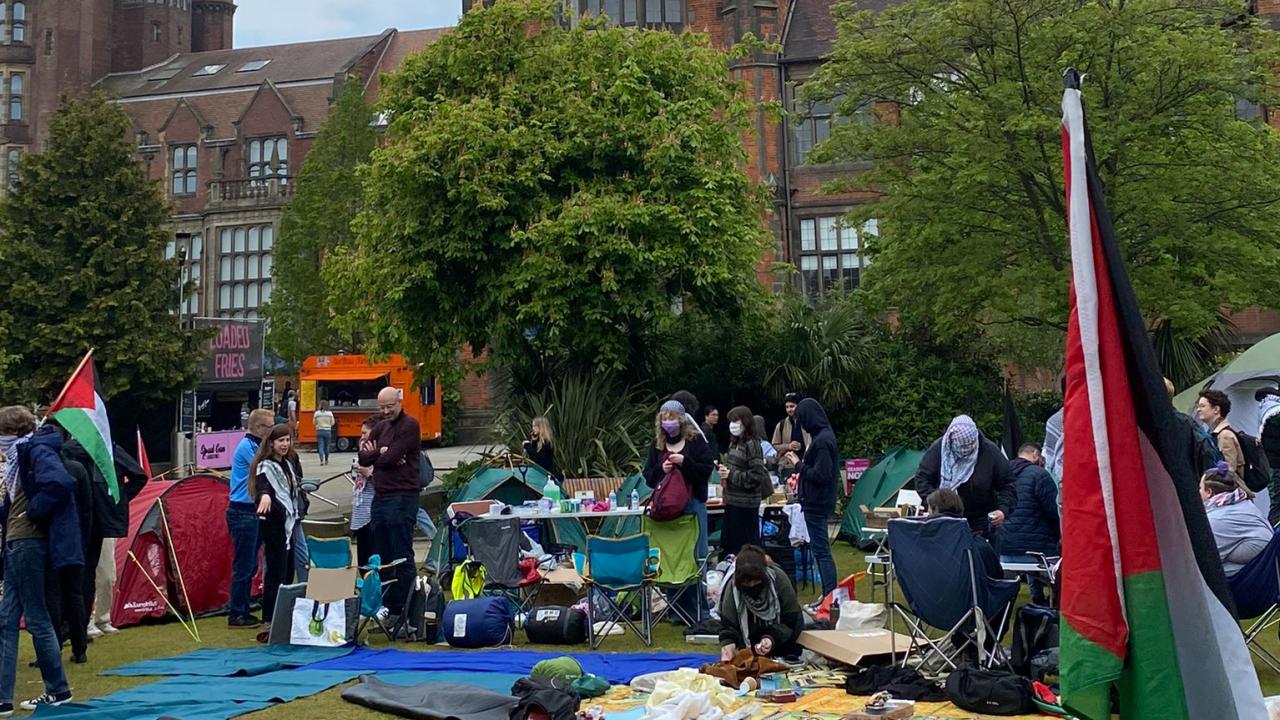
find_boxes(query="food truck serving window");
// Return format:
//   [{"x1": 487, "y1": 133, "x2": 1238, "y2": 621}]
[{"x1": 313, "y1": 375, "x2": 391, "y2": 410}]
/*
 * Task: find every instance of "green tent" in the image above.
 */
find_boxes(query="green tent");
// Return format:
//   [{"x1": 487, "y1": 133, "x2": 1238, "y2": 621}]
[
  {"x1": 838, "y1": 447, "x2": 925, "y2": 541},
  {"x1": 1171, "y1": 331, "x2": 1280, "y2": 435}
]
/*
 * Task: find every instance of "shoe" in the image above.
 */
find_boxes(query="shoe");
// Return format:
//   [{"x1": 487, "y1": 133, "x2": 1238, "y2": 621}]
[
  {"x1": 375, "y1": 606, "x2": 391, "y2": 622},
  {"x1": 98, "y1": 623, "x2": 119, "y2": 635},
  {"x1": 0, "y1": 701, "x2": 12, "y2": 716},
  {"x1": 228, "y1": 615, "x2": 261, "y2": 629},
  {"x1": 86, "y1": 624, "x2": 103, "y2": 639},
  {"x1": 20, "y1": 692, "x2": 72, "y2": 711},
  {"x1": 71, "y1": 653, "x2": 87, "y2": 664}
]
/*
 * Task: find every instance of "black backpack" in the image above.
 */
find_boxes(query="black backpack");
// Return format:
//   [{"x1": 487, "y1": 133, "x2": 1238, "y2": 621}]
[
  {"x1": 945, "y1": 668, "x2": 1035, "y2": 715},
  {"x1": 524, "y1": 605, "x2": 589, "y2": 645},
  {"x1": 419, "y1": 450, "x2": 435, "y2": 490},
  {"x1": 1233, "y1": 430, "x2": 1273, "y2": 493},
  {"x1": 1010, "y1": 604, "x2": 1059, "y2": 678},
  {"x1": 511, "y1": 676, "x2": 579, "y2": 720}
]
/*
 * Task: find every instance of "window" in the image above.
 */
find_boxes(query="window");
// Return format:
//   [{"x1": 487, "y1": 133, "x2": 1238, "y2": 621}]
[
  {"x1": 248, "y1": 137, "x2": 288, "y2": 179},
  {"x1": 170, "y1": 144, "x2": 197, "y2": 196},
  {"x1": 796, "y1": 216, "x2": 876, "y2": 294},
  {"x1": 577, "y1": 0, "x2": 681, "y2": 28},
  {"x1": 217, "y1": 225, "x2": 273, "y2": 319},
  {"x1": 152, "y1": 22, "x2": 162, "y2": 42},
  {"x1": 165, "y1": 233, "x2": 203, "y2": 316},
  {"x1": 12, "y1": 2, "x2": 24, "y2": 43},
  {"x1": 192, "y1": 64, "x2": 226, "y2": 77},
  {"x1": 793, "y1": 94, "x2": 874, "y2": 164},
  {"x1": 5, "y1": 147, "x2": 18, "y2": 193},
  {"x1": 237, "y1": 60, "x2": 271, "y2": 72},
  {"x1": 8, "y1": 74, "x2": 23, "y2": 122}
]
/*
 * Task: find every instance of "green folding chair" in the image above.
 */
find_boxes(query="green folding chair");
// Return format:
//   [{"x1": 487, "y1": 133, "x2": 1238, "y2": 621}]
[{"x1": 643, "y1": 515, "x2": 708, "y2": 627}]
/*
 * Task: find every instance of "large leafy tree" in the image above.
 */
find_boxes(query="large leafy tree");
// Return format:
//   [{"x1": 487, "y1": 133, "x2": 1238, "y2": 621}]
[
  {"x1": 265, "y1": 78, "x2": 377, "y2": 366},
  {"x1": 325, "y1": 0, "x2": 770, "y2": 384},
  {"x1": 808, "y1": 0, "x2": 1280, "y2": 365},
  {"x1": 0, "y1": 93, "x2": 202, "y2": 405}
]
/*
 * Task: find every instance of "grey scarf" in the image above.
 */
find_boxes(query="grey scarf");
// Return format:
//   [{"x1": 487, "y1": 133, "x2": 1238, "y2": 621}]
[
  {"x1": 261, "y1": 458, "x2": 299, "y2": 548},
  {"x1": 731, "y1": 568, "x2": 780, "y2": 645},
  {"x1": 0, "y1": 433, "x2": 30, "y2": 502}
]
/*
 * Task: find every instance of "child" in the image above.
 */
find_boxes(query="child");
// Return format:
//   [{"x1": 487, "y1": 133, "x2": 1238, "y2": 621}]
[{"x1": 351, "y1": 418, "x2": 377, "y2": 567}]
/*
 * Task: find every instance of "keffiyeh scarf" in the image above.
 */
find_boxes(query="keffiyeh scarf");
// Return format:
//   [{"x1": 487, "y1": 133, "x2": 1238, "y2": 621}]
[
  {"x1": 940, "y1": 415, "x2": 981, "y2": 490},
  {"x1": 0, "y1": 433, "x2": 30, "y2": 502}
]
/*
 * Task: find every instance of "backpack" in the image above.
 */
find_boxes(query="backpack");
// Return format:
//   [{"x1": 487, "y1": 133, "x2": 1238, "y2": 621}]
[
  {"x1": 648, "y1": 459, "x2": 691, "y2": 521},
  {"x1": 510, "y1": 676, "x2": 580, "y2": 720},
  {"x1": 405, "y1": 575, "x2": 446, "y2": 642},
  {"x1": 524, "y1": 605, "x2": 589, "y2": 645},
  {"x1": 1234, "y1": 430, "x2": 1273, "y2": 493},
  {"x1": 1010, "y1": 604, "x2": 1059, "y2": 678},
  {"x1": 419, "y1": 449, "x2": 435, "y2": 490},
  {"x1": 945, "y1": 668, "x2": 1035, "y2": 715}
]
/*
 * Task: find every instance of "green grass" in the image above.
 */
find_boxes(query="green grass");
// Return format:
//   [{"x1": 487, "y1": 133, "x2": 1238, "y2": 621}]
[{"x1": 13, "y1": 540, "x2": 1277, "y2": 718}]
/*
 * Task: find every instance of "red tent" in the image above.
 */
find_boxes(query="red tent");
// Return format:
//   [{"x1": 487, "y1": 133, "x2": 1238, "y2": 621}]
[{"x1": 112, "y1": 473, "x2": 258, "y2": 627}]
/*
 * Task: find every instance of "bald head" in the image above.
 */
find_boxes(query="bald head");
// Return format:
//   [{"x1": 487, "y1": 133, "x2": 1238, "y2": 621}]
[{"x1": 377, "y1": 387, "x2": 402, "y2": 420}]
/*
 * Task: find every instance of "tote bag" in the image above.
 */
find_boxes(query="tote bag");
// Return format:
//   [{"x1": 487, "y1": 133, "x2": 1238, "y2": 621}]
[{"x1": 291, "y1": 599, "x2": 347, "y2": 647}]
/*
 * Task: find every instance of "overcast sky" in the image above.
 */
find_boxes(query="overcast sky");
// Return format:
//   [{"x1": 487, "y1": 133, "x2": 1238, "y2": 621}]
[{"x1": 233, "y1": 1, "x2": 463, "y2": 48}]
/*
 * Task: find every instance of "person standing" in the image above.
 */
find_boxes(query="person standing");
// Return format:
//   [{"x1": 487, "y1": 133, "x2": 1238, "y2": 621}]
[
  {"x1": 914, "y1": 415, "x2": 1015, "y2": 539},
  {"x1": 287, "y1": 392, "x2": 299, "y2": 443},
  {"x1": 351, "y1": 418, "x2": 377, "y2": 567},
  {"x1": 772, "y1": 394, "x2": 810, "y2": 481},
  {"x1": 358, "y1": 387, "x2": 422, "y2": 621},
  {"x1": 522, "y1": 416, "x2": 561, "y2": 483},
  {"x1": 313, "y1": 402, "x2": 336, "y2": 466},
  {"x1": 784, "y1": 399, "x2": 838, "y2": 598},
  {"x1": 701, "y1": 405, "x2": 721, "y2": 460},
  {"x1": 720, "y1": 406, "x2": 769, "y2": 557},
  {"x1": 1000, "y1": 444, "x2": 1060, "y2": 606},
  {"x1": 0, "y1": 407, "x2": 74, "y2": 711},
  {"x1": 1257, "y1": 387, "x2": 1280, "y2": 525},
  {"x1": 250, "y1": 424, "x2": 302, "y2": 641},
  {"x1": 48, "y1": 442, "x2": 89, "y2": 663},
  {"x1": 226, "y1": 409, "x2": 274, "y2": 629},
  {"x1": 1197, "y1": 390, "x2": 1244, "y2": 487}
]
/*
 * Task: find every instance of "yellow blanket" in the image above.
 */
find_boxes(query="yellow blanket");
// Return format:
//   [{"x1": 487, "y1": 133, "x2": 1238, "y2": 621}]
[{"x1": 595, "y1": 686, "x2": 1047, "y2": 719}]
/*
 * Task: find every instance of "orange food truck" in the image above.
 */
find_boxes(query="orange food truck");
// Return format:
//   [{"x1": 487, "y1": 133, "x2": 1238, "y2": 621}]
[{"x1": 297, "y1": 354, "x2": 442, "y2": 451}]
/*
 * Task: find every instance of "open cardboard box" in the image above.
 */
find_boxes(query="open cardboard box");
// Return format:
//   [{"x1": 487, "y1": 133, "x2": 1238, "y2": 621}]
[
  {"x1": 861, "y1": 505, "x2": 907, "y2": 530},
  {"x1": 305, "y1": 567, "x2": 358, "y2": 604},
  {"x1": 798, "y1": 628, "x2": 916, "y2": 667}
]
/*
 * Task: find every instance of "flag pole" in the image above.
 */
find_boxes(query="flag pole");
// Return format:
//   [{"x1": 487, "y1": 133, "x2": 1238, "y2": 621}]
[
  {"x1": 43, "y1": 348, "x2": 95, "y2": 423},
  {"x1": 126, "y1": 550, "x2": 198, "y2": 643}
]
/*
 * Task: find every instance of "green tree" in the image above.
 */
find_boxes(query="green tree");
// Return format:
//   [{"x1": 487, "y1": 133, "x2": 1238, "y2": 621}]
[
  {"x1": 265, "y1": 78, "x2": 377, "y2": 366},
  {"x1": 325, "y1": 0, "x2": 770, "y2": 385},
  {"x1": 0, "y1": 93, "x2": 202, "y2": 404},
  {"x1": 808, "y1": 0, "x2": 1280, "y2": 365},
  {"x1": 765, "y1": 292, "x2": 876, "y2": 413}
]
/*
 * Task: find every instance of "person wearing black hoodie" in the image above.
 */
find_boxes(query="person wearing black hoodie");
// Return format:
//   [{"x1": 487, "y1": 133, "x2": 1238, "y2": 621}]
[
  {"x1": 914, "y1": 415, "x2": 1015, "y2": 539},
  {"x1": 784, "y1": 398, "x2": 838, "y2": 597}
]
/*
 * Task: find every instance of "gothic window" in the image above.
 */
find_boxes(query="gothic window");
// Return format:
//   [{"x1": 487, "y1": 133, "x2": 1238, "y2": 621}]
[
  {"x1": 247, "y1": 137, "x2": 288, "y2": 180},
  {"x1": 9, "y1": 74, "x2": 23, "y2": 122},
  {"x1": 171, "y1": 145, "x2": 197, "y2": 196},
  {"x1": 12, "y1": 2, "x2": 24, "y2": 43}
]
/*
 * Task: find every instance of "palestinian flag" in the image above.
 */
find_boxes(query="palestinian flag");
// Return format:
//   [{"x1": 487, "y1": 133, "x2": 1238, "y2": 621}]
[
  {"x1": 1058, "y1": 69, "x2": 1265, "y2": 719},
  {"x1": 48, "y1": 350, "x2": 119, "y2": 501},
  {"x1": 136, "y1": 427, "x2": 154, "y2": 481}
]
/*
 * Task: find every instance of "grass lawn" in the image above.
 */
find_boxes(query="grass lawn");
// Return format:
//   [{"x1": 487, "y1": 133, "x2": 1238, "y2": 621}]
[{"x1": 12, "y1": 540, "x2": 1278, "y2": 718}]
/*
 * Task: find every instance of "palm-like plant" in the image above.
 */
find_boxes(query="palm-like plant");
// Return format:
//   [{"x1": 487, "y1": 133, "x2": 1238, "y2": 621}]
[
  {"x1": 765, "y1": 292, "x2": 877, "y2": 411},
  {"x1": 494, "y1": 373, "x2": 655, "y2": 478},
  {"x1": 1150, "y1": 311, "x2": 1238, "y2": 391}
]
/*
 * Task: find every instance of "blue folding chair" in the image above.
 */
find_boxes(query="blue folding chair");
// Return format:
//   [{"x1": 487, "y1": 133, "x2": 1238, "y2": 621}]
[
  {"x1": 306, "y1": 536, "x2": 353, "y2": 570},
  {"x1": 1228, "y1": 530, "x2": 1280, "y2": 673},
  {"x1": 584, "y1": 533, "x2": 652, "y2": 648},
  {"x1": 888, "y1": 516, "x2": 1020, "y2": 672}
]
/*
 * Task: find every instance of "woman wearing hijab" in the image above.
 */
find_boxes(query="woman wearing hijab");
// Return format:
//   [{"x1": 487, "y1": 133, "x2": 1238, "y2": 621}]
[
  {"x1": 914, "y1": 415, "x2": 1015, "y2": 538},
  {"x1": 643, "y1": 400, "x2": 716, "y2": 561},
  {"x1": 720, "y1": 406, "x2": 770, "y2": 557},
  {"x1": 783, "y1": 398, "x2": 839, "y2": 597},
  {"x1": 718, "y1": 545, "x2": 805, "y2": 660}
]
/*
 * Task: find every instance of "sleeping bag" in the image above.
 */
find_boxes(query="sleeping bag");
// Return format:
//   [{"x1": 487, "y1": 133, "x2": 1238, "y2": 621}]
[{"x1": 444, "y1": 597, "x2": 513, "y2": 648}]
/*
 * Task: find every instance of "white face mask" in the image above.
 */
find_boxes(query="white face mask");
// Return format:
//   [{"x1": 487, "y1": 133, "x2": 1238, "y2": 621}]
[{"x1": 729, "y1": 421, "x2": 744, "y2": 437}]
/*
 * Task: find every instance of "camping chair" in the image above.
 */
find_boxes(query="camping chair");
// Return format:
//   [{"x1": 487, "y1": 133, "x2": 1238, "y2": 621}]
[
  {"x1": 306, "y1": 536, "x2": 353, "y2": 570},
  {"x1": 1229, "y1": 530, "x2": 1280, "y2": 673},
  {"x1": 301, "y1": 535, "x2": 403, "y2": 644},
  {"x1": 888, "y1": 516, "x2": 1020, "y2": 673},
  {"x1": 459, "y1": 517, "x2": 543, "y2": 614},
  {"x1": 643, "y1": 515, "x2": 711, "y2": 627},
  {"x1": 583, "y1": 533, "x2": 652, "y2": 648}
]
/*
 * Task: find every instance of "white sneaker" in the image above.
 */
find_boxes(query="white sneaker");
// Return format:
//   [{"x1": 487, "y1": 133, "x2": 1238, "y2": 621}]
[
  {"x1": 86, "y1": 624, "x2": 103, "y2": 639},
  {"x1": 375, "y1": 606, "x2": 390, "y2": 622},
  {"x1": 98, "y1": 623, "x2": 119, "y2": 634},
  {"x1": 20, "y1": 692, "x2": 72, "y2": 711}
]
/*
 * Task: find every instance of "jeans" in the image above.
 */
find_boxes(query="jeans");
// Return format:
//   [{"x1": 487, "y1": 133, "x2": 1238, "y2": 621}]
[
  {"x1": 226, "y1": 503, "x2": 260, "y2": 620},
  {"x1": 291, "y1": 523, "x2": 310, "y2": 584},
  {"x1": 260, "y1": 516, "x2": 293, "y2": 624},
  {"x1": 803, "y1": 509, "x2": 837, "y2": 596},
  {"x1": 316, "y1": 429, "x2": 332, "y2": 464},
  {"x1": 372, "y1": 493, "x2": 418, "y2": 614},
  {"x1": 0, "y1": 539, "x2": 69, "y2": 702},
  {"x1": 415, "y1": 508, "x2": 437, "y2": 540}
]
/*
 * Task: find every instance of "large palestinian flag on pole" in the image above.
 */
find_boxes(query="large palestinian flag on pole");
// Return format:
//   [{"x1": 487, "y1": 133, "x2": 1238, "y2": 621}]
[
  {"x1": 48, "y1": 349, "x2": 119, "y2": 501},
  {"x1": 1058, "y1": 68, "x2": 1266, "y2": 719}
]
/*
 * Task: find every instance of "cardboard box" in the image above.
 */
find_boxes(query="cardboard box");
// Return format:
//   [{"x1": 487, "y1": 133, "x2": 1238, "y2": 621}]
[
  {"x1": 305, "y1": 567, "x2": 357, "y2": 604},
  {"x1": 798, "y1": 629, "x2": 915, "y2": 667},
  {"x1": 448, "y1": 500, "x2": 497, "y2": 519},
  {"x1": 860, "y1": 505, "x2": 905, "y2": 530}
]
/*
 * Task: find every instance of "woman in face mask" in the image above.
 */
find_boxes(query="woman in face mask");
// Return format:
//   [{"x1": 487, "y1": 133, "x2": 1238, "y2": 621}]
[
  {"x1": 642, "y1": 401, "x2": 716, "y2": 561},
  {"x1": 719, "y1": 406, "x2": 770, "y2": 558},
  {"x1": 717, "y1": 545, "x2": 804, "y2": 661},
  {"x1": 913, "y1": 415, "x2": 1015, "y2": 539}
]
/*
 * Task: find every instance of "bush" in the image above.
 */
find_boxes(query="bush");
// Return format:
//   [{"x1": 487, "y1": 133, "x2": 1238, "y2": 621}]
[
  {"x1": 1014, "y1": 390, "x2": 1062, "y2": 447},
  {"x1": 494, "y1": 373, "x2": 655, "y2": 477}
]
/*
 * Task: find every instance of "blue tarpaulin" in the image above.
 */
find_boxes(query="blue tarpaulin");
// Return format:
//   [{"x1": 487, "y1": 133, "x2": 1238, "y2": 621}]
[
  {"x1": 102, "y1": 645, "x2": 353, "y2": 677},
  {"x1": 305, "y1": 646, "x2": 715, "y2": 684}
]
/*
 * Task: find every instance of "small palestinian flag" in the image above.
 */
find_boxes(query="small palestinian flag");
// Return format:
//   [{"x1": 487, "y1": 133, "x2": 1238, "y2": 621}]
[
  {"x1": 136, "y1": 426, "x2": 154, "y2": 481},
  {"x1": 1058, "y1": 69, "x2": 1266, "y2": 718},
  {"x1": 48, "y1": 350, "x2": 118, "y2": 501}
]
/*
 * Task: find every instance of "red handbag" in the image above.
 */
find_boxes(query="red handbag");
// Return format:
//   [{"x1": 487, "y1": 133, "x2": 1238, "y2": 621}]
[{"x1": 648, "y1": 453, "x2": 691, "y2": 521}]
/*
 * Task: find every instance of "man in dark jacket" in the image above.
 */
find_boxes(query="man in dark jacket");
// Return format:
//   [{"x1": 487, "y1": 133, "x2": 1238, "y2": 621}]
[
  {"x1": 0, "y1": 407, "x2": 74, "y2": 711},
  {"x1": 914, "y1": 415, "x2": 1015, "y2": 539},
  {"x1": 999, "y1": 444, "x2": 1059, "y2": 605},
  {"x1": 358, "y1": 387, "x2": 421, "y2": 618},
  {"x1": 784, "y1": 398, "x2": 838, "y2": 597}
]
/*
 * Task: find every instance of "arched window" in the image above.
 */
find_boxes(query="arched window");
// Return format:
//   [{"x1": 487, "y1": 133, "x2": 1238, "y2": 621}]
[
  {"x1": 7, "y1": 148, "x2": 20, "y2": 192},
  {"x1": 13, "y1": 3, "x2": 26, "y2": 43},
  {"x1": 9, "y1": 74, "x2": 23, "y2": 122}
]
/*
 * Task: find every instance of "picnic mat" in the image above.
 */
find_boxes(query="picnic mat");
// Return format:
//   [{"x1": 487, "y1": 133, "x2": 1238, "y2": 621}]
[
  {"x1": 34, "y1": 669, "x2": 359, "y2": 720},
  {"x1": 101, "y1": 645, "x2": 353, "y2": 677},
  {"x1": 304, "y1": 646, "x2": 717, "y2": 684}
]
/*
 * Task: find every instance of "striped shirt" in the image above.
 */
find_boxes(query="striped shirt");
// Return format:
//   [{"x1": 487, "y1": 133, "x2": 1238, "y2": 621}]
[{"x1": 351, "y1": 463, "x2": 374, "y2": 531}]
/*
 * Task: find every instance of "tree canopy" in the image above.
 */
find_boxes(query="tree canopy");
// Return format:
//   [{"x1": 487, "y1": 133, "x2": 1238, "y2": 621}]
[
  {"x1": 807, "y1": 0, "x2": 1280, "y2": 365},
  {"x1": 325, "y1": 0, "x2": 771, "y2": 384},
  {"x1": 0, "y1": 93, "x2": 202, "y2": 404},
  {"x1": 265, "y1": 78, "x2": 377, "y2": 367}
]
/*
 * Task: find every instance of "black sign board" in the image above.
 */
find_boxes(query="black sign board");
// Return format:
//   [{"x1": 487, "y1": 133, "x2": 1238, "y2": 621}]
[
  {"x1": 260, "y1": 379, "x2": 275, "y2": 411},
  {"x1": 196, "y1": 318, "x2": 264, "y2": 384},
  {"x1": 179, "y1": 390, "x2": 197, "y2": 433}
]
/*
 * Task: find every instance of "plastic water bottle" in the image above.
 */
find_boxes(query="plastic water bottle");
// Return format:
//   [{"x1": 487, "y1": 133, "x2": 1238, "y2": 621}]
[
  {"x1": 608, "y1": 490, "x2": 617, "y2": 510},
  {"x1": 630, "y1": 489, "x2": 640, "y2": 510}
]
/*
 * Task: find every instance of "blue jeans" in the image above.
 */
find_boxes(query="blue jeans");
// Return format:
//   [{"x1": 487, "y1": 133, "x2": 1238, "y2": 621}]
[
  {"x1": 371, "y1": 494, "x2": 418, "y2": 614},
  {"x1": 0, "y1": 539, "x2": 68, "y2": 702},
  {"x1": 291, "y1": 522, "x2": 310, "y2": 584},
  {"x1": 316, "y1": 429, "x2": 332, "y2": 463},
  {"x1": 803, "y1": 509, "x2": 837, "y2": 596},
  {"x1": 226, "y1": 503, "x2": 260, "y2": 620},
  {"x1": 415, "y1": 507, "x2": 437, "y2": 540}
]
